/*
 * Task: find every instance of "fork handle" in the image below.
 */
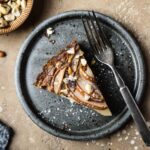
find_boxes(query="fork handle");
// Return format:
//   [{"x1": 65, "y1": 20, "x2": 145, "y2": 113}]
[{"x1": 110, "y1": 66, "x2": 150, "y2": 146}]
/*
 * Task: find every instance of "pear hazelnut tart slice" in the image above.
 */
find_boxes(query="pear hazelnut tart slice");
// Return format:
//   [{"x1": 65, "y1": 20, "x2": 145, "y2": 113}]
[{"x1": 35, "y1": 40, "x2": 112, "y2": 116}]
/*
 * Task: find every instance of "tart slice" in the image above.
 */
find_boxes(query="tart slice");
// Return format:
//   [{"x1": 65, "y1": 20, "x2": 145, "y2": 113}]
[{"x1": 35, "y1": 40, "x2": 112, "y2": 116}]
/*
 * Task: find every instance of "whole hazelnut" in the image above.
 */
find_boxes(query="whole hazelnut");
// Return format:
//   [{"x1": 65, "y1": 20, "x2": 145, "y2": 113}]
[{"x1": 0, "y1": 50, "x2": 6, "y2": 57}]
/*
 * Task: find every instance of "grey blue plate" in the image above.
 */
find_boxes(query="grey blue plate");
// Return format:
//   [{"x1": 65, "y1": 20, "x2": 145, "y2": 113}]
[{"x1": 15, "y1": 10, "x2": 145, "y2": 140}]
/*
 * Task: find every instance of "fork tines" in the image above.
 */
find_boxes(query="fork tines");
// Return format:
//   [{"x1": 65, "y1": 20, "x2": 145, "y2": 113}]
[{"x1": 81, "y1": 11, "x2": 110, "y2": 54}]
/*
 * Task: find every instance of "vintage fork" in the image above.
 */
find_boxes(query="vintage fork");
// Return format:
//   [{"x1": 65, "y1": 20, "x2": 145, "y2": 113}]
[{"x1": 82, "y1": 11, "x2": 150, "y2": 146}]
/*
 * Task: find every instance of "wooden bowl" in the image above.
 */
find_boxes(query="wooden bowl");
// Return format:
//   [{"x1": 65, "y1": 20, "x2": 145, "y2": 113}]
[{"x1": 0, "y1": 0, "x2": 33, "y2": 35}]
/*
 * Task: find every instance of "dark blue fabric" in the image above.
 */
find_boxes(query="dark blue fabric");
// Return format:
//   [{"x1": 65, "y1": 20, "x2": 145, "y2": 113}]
[{"x1": 0, "y1": 123, "x2": 11, "y2": 150}]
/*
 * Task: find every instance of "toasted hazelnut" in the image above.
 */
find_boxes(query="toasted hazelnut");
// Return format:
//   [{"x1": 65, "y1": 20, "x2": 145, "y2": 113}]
[
  {"x1": 16, "y1": 0, "x2": 21, "y2": 6},
  {"x1": 12, "y1": 7, "x2": 21, "y2": 17},
  {"x1": 0, "y1": 50, "x2": 6, "y2": 57},
  {"x1": 84, "y1": 94, "x2": 90, "y2": 101},
  {"x1": 4, "y1": 13, "x2": 15, "y2": 21},
  {"x1": 60, "y1": 89, "x2": 68, "y2": 95},
  {"x1": 46, "y1": 27, "x2": 54, "y2": 37},
  {"x1": 75, "y1": 50, "x2": 84, "y2": 59},
  {"x1": 67, "y1": 48, "x2": 75, "y2": 54},
  {"x1": 0, "y1": 18, "x2": 8, "y2": 28},
  {"x1": 10, "y1": 2, "x2": 20, "y2": 10},
  {"x1": 0, "y1": 4, "x2": 10, "y2": 15},
  {"x1": 20, "y1": 0, "x2": 26, "y2": 9},
  {"x1": 81, "y1": 58, "x2": 87, "y2": 66}
]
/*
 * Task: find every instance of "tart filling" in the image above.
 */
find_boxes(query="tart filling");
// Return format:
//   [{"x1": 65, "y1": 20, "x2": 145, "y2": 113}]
[{"x1": 35, "y1": 40, "x2": 112, "y2": 116}]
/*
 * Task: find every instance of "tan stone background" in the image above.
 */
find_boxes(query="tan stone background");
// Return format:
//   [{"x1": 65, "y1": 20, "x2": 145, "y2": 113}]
[{"x1": 0, "y1": 0, "x2": 150, "y2": 149}]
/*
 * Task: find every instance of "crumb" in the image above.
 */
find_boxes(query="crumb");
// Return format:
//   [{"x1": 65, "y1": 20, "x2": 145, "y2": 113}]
[
  {"x1": 125, "y1": 136, "x2": 128, "y2": 140},
  {"x1": 86, "y1": 142, "x2": 89, "y2": 146},
  {"x1": 135, "y1": 131, "x2": 139, "y2": 136},
  {"x1": 117, "y1": 132, "x2": 121, "y2": 137},
  {"x1": 96, "y1": 142, "x2": 100, "y2": 146},
  {"x1": 118, "y1": 138, "x2": 122, "y2": 141},
  {"x1": 122, "y1": 129, "x2": 127, "y2": 134},
  {"x1": 134, "y1": 146, "x2": 138, "y2": 150},
  {"x1": 92, "y1": 140, "x2": 96, "y2": 144},
  {"x1": 49, "y1": 40, "x2": 56, "y2": 44},
  {"x1": 91, "y1": 59, "x2": 96, "y2": 65},
  {"x1": 1, "y1": 86, "x2": 5, "y2": 90},
  {"x1": 100, "y1": 143, "x2": 105, "y2": 147},
  {"x1": 109, "y1": 142, "x2": 112, "y2": 146},
  {"x1": 46, "y1": 27, "x2": 54, "y2": 37},
  {"x1": 130, "y1": 140, "x2": 135, "y2": 145}
]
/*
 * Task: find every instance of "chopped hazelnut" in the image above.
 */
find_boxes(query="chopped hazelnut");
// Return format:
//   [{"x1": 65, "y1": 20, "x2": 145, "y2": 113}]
[
  {"x1": 46, "y1": 27, "x2": 54, "y2": 37},
  {"x1": 84, "y1": 94, "x2": 90, "y2": 101},
  {"x1": 67, "y1": 48, "x2": 75, "y2": 54},
  {"x1": 0, "y1": 50, "x2": 6, "y2": 57},
  {"x1": 81, "y1": 58, "x2": 87, "y2": 66},
  {"x1": 85, "y1": 83, "x2": 93, "y2": 94}
]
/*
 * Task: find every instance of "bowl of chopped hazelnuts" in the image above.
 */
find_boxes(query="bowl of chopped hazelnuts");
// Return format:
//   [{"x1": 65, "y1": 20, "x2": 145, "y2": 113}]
[{"x1": 0, "y1": 0, "x2": 33, "y2": 34}]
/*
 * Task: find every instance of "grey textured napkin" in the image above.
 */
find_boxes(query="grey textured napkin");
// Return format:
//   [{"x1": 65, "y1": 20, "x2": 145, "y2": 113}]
[{"x1": 0, "y1": 122, "x2": 11, "y2": 150}]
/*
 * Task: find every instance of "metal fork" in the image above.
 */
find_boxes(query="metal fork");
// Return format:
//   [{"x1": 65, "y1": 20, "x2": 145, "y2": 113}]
[{"x1": 82, "y1": 11, "x2": 150, "y2": 146}]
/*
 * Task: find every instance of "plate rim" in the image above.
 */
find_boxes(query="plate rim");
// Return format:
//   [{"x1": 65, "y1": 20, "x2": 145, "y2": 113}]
[{"x1": 15, "y1": 10, "x2": 146, "y2": 140}]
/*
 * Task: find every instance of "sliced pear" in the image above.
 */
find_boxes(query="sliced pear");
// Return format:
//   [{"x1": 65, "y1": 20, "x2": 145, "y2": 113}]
[
  {"x1": 54, "y1": 67, "x2": 66, "y2": 94},
  {"x1": 85, "y1": 65, "x2": 94, "y2": 77},
  {"x1": 41, "y1": 67, "x2": 55, "y2": 87},
  {"x1": 79, "y1": 66, "x2": 94, "y2": 82},
  {"x1": 95, "y1": 108, "x2": 112, "y2": 116},
  {"x1": 69, "y1": 89, "x2": 107, "y2": 109},
  {"x1": 69, "y1": 91, "x2": 111, "y2": 116}
]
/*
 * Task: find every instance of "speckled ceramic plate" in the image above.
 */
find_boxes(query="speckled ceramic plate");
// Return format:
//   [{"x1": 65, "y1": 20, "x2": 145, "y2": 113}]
[{"x1": 15, "y1": 10, "x2": 145, "y2": 140}]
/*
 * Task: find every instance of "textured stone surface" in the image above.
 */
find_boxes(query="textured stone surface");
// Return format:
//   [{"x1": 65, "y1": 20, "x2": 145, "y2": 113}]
[{"x1": 0, "y1": 0, "x2": 150, "y2": 150}]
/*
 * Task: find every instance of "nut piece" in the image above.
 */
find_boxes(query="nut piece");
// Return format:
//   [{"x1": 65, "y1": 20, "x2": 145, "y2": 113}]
[
  {"x1": 0, "y1": 18, "x2": 8, "y2": 28},
  {"x1": 2, "y1": 0, "x2": 9, "y2": 2},
  {"x1": 81, "y1": 58, "x2": 87, "y2": 66},
  {"x1": 60, "y1": 89, "x2": 68, "y2": 95},
  {"x1": 4, "y1": 14, "x2": 15, "y2": 21},
  {"x1": 84, "y1": 94, "x2": 90, "y2": 101},
  {"x1": 75, "y1": 50, "x2": 84, "y2": 58},
  {"x1": 46, "y1": 27, "x2": 54, "y2": 37},
  {"x1": 0, "y1": 50, "x2": 6, "y2": 57},
  {"x1": 85, "y1": 83, "x2": 93, "y2": 94},
  {"x1": 12, "y1": 7, "x2": 21, "y2": 17},
  {"x1": 20, "y1": 0, "x2": 26, "y2": 9},
  {"x1": 67, "y1": 48, "x2": 75, "y2": 54},
  {"x1": 0, "y1": 4, "x2": 10, "y2": 15},
  {"x1": 16, "y1": 0, "x2": 21, "y2": 6}
]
